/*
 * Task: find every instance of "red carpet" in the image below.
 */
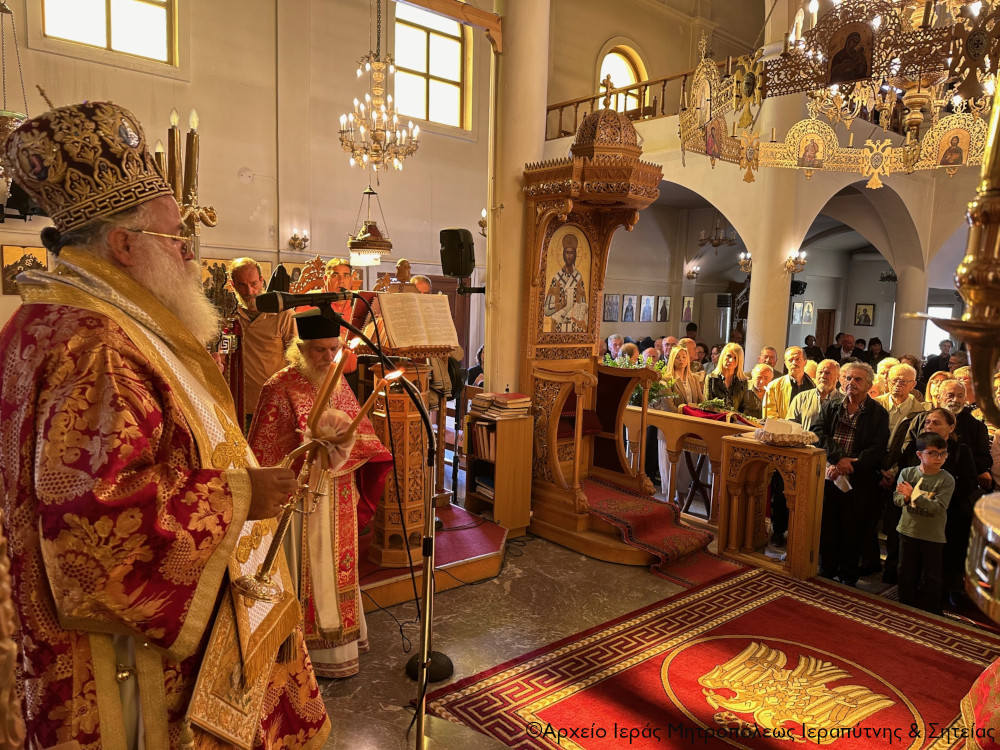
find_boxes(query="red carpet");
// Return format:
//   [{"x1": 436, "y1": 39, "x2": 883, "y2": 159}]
[
  {"x1": 427, "y1": 569, "x2": 1000, "y2": 749},
  {"x1": 585, "y1": 478, "x2": 744, "y2": 586},
  {"x1": 358, "y1": 504, "x2": 507, "y2": 586}
]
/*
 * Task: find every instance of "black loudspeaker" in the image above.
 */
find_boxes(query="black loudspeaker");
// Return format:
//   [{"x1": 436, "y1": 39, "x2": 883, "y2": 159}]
[
  {"x1": 440, "y1": 228, "x2": 476, "y2": 278},
  {"x1": 716, "y1": 294, "x2": 732, "y2": 308},
  {"x1": 790, "y1": 280, "x2": 807, "y2": 296}
]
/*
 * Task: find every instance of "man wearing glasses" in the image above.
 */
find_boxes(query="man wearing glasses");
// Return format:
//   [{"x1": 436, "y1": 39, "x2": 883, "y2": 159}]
[
  {"x1": 0, "y1": 102, "x2": 328, "y2": 748},
  {"x1": 230, "y1": 256, "x2": 298, "y2": 427},
  {"x1": 323, "y1": 257, "x2": 355, "y2": 316}
]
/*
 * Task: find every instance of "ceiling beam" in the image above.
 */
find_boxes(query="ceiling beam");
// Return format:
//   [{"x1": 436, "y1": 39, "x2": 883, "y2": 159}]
[{"x1": 395, "y1": 0, "x2": 503, "y2": 52}]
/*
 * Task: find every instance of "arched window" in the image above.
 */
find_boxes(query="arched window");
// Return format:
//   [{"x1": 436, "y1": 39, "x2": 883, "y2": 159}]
[
  {"x1": 599, "y1": 48, "x2": 643, "y2": 113},
  {"x1": 394, "y1": 3, "x2": 468, "y2": 129}
]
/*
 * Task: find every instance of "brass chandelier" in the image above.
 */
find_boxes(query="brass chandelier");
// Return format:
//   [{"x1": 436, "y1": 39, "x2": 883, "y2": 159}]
[{"x1": 338, "y1": 0, "x2": 420, "y2": 178}]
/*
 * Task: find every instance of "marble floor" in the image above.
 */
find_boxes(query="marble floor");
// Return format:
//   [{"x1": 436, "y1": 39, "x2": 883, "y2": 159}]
[{"x1": 318, "y1": 532, "x2": 686, "y2": 749}]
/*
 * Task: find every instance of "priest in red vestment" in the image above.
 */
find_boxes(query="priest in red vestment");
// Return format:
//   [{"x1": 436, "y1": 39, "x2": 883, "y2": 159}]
[
  {"x1": 249, "y1": 312, "x2": 393, "y2": 678},
  {"x1": 0, "y1": 102, "x2": 329, "y2": 749}
]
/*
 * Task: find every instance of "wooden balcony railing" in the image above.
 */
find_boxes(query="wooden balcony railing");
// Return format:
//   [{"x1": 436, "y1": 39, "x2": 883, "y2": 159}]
[
  {"x1": 545, "y1": 69, "x2": 695, "y2": 141},
  {"x1": 546, "y1": 64, "x2": 907, "y2": 141}
]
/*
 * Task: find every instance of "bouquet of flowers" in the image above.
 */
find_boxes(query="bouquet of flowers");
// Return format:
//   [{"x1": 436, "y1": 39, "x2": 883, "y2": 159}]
[{"x1": 602, "y1": 354, "x2": 677, "y2": 407}]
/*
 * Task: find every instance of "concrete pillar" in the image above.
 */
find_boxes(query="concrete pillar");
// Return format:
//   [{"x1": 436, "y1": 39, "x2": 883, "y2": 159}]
[
  {"x1": 892, "y1": 264, "x2": 929, "y2": 355},
  {"x1": 484, "y1": 0, "x2": 550, "y2": 393}
]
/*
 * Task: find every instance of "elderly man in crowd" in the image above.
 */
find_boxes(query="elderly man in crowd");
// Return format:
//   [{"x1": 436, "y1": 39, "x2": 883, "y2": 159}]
[
  {"x1": 0, "y1": 101, "x2": 328, "y2": 748},
  {"x1": 758, "y1": 346, "x2": 779, "y2": 371},
  {"x1": 905, "y1": 379, "x2": 993, "y2": 490},
  {"x1": 788, "y1": 359, "x2": 843, "y2": 432},
  {"x1": 813, "y1": 363, "x2": 890, "y2": 586},
  {"x1": 661, "y1": 335, "x2": 678, "y2": 362},
  {"x1": 249, "y1": 312, "x2": 393, "y2": 678},
  {"x1": 608, "y1": 333, "x2": 625, "y2": 359},
  {"x1": 869, "y1": 356, "x2": 900, "y2": 398},
  {"x1": 876, "y1": 362, "x2": 928, "y2": 582},
  {"x1": 744, "y1": 363, "x2": 774, "y2": 420},
  {"x1": 764, "y1": 346, "x2": 816, "y2": 546},
  {"x1": 231, "y1": 256, "x2": 298, "y2": 426}
]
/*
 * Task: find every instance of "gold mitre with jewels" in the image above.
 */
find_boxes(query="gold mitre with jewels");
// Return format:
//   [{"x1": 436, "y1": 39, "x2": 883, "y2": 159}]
[{"x1": 1, "y1": 100, "x2": 173, "y2": 232}]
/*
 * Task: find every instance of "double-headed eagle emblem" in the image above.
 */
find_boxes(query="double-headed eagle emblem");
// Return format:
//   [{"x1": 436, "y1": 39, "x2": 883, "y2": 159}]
[{"x1": 697, "y1": 642, "x2": 894, "y2": 742}]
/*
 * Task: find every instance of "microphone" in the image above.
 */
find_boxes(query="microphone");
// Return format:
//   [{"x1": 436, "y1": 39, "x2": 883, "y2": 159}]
[{"x1": 255, "y1": 290, "x2": 355, "y2": 313}]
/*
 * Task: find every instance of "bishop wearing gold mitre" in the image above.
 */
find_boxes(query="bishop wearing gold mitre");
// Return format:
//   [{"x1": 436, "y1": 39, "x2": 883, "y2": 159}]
[{"x1": 0, "y1": 101, "x2": 329, "y2": 748}]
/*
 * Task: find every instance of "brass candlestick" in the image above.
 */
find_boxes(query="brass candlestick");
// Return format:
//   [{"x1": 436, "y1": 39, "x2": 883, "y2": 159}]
[{"x1": 232, "y1": 442, "x2": 322, "y2": 603}]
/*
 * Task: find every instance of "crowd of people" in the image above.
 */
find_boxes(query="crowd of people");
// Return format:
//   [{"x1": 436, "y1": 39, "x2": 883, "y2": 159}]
[{"x1": 605, "y1": 327, "x2": 999, "y2": 615}]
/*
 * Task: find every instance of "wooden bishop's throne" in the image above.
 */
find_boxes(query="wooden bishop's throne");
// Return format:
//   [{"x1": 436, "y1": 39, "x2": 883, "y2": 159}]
[{"x1": 520, "y1": 101, "x2": 663, "y2": 564}]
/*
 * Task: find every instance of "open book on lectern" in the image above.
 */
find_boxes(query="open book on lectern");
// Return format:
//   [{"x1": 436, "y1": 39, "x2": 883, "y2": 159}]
[{"x1": 376, "y1": 292, "x2": 460, "y2": 349}]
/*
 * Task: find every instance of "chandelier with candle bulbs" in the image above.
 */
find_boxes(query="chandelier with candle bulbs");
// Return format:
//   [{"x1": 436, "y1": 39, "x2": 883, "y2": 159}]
[
  {"x1": 338, "y1": 0, "x2": 420, "y2": 177},
  {"x1": 678, "y1": 0, "x2": 999, "y2": 189}
]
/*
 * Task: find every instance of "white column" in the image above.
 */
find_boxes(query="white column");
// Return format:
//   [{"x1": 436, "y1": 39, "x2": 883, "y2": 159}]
[
  {"x1": 484, "y1": 0, "x2": 550, "y2": 393},
  {"x1": 742, "y1": 0, "x2": 800, "y2": 362},
  {"x1": 892, "y1": 264, "x2": 929, "y2": 355}
]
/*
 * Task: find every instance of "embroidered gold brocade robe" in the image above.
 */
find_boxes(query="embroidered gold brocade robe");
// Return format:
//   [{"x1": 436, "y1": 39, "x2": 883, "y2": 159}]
[
  {"x1": 0, "y1": 249, "x2": 329, "y2": 749},
  {"x1": 248, "y1": 366, "x2": 392, "y2": 678}
]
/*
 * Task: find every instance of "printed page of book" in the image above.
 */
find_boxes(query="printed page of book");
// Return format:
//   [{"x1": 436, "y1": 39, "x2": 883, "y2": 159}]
[
  {"x1": 377, "y1": 293, "x2": 429, "y2": 348},
  {"x1": 417, "y1": 294, "x2": 460, "y2": 348}
]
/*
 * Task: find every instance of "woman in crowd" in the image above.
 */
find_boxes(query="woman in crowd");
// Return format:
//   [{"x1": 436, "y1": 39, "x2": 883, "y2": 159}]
[
  {"x1": 620, "y1": 342, "x2": 640, "y2": 364},
  {"x1": 661, "y1": 343, "x2": 704, "y2": 412},
  {"x1": 925, "y1": 371, "x2": 954, "y2": 408},
  {"x1": 704, "y1": 344, "x2": 722, "y2": 376},
  {"x1": 900, "y1": 407, "x2": 980, "y2": 608},
  {"x1": 744, "y1": 363, "x2": 774, "y2": 420},
  {"x1": 868, "y1": 337, "x2": 891, "y2": 365},
  {"x1": 705, "y1": 343, "x2": 747, "y2": 413}
]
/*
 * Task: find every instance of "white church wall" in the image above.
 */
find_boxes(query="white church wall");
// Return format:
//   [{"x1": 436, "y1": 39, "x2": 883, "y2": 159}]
[
  {"x1": 0, "y1": 0, "x2": 491, "y2": 357},
  {"x1": 841, "y1": 257, "x2": 897, "y2": 350}
]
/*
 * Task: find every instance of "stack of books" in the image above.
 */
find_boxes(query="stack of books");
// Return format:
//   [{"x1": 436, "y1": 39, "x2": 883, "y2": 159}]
[
  {"x1": 469, "y1": 392, "x2": 495, "y2": 417},
  {"x1": 474, "y1": 474, "x2": 495, "y2": 500},
  {"x1": 482, "y1": 392, "x2": 532, "y2": 419}
]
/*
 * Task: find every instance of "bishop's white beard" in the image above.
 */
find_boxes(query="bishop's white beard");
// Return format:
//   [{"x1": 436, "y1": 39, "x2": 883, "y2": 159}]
[{"x1": 128, "y1": 241, "x2": 222, "y2": 347}]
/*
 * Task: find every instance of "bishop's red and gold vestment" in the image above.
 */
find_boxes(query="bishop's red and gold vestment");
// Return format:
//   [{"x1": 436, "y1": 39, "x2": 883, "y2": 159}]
[
  {"x1": 249, "y1": 366, "x2": 392, "y2": 678},
  {"x1": 0, "y1": 248, "x2": 330, "y2": 749}
]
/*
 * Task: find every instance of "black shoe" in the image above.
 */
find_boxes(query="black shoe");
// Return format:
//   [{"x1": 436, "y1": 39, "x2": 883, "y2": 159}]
[
  {"x1": 770, "y1": 531, "x2": 786, "y2": 547},
  {"x1": 858, "y1": 563, "x2": 882, "y2": 577},
  {"x1": 838, "y1": 578, "x2": 858, "y2": 587},
  {"x1": 881, "y1": 570, "x2": 897, "y2": 584}
]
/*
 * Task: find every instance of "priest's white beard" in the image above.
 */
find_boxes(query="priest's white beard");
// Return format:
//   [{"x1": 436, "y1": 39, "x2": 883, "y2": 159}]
[{"x1": 128, "y1": 240, "x2": 222, "y2": 347}]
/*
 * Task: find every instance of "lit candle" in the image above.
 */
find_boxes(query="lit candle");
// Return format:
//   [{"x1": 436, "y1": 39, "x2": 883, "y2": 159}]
[
  {"x1": 167, "y1": 108, "x2": 182, "y2": 201},
  {"x1": 182, "y1": 109, "x2": 199, "y2": 206},
  {"x1": 154, "y1": 139, "x2": 166, "y2": 180},
  {"x1": 809, "y1": 0, "x2": 818, "y2": 27}
]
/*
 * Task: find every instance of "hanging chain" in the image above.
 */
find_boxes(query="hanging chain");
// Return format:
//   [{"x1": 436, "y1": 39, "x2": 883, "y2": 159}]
[
  {"x1": 2, "y1": 13, "x2": 7, "y2": 112},
  {"x1": 11, "y1": 8, "x2": 26, "y2": 115},
  {"x1": 376, "y1": 0, "x2": 382, "y2": 60}
]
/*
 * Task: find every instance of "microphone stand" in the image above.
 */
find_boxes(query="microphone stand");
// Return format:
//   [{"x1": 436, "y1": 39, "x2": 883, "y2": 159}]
[{"x1": 313, "y1": 302, "x2": 453, "y2": 750}]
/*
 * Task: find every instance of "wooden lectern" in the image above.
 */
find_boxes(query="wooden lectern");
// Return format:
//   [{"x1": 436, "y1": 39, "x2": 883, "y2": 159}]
[{"x1": 718, "y1": 434, "x2": 826, "y2": 579}]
